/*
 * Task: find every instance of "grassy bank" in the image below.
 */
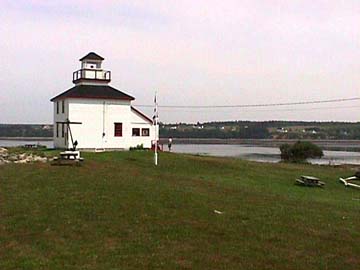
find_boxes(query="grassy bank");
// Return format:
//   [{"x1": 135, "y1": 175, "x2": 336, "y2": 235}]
[{"x1": 0, "y1": 151, "x2": 359, "y2": 269}]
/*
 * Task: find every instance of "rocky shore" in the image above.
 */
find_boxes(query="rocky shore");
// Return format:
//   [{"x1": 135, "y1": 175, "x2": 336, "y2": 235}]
[{"x1": 0, "y1": 147, "x2": 47, "y2": 165}]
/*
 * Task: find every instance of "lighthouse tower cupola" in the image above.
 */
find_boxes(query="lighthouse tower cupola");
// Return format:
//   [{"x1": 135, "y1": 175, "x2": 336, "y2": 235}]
[{"x1": 72, "y1": 52, "x2": 111, "y2": 85}]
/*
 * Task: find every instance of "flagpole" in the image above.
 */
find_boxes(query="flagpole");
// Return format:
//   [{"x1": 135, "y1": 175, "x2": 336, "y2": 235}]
[{"x1": 154, "y1": 92, "x2": 158, "y2": 166}]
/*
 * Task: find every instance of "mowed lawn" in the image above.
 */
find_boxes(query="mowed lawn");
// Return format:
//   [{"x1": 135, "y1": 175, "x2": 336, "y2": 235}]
[{"x1": 0, "y1": 151, "x2": 359, "y2": 269}]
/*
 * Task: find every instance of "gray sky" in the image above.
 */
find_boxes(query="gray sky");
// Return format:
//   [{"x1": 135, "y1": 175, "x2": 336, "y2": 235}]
[{"x1": 1, "y1": 0, "x2": 360, "y2": 124}]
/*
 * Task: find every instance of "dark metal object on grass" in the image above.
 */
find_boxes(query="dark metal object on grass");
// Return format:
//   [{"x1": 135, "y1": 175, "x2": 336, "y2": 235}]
[
  {"x1": 56, "y1": 119, "x2": 82, "y2": 151},
  {"x1": 53, "y1": 119, "x2": 84, "y2": 166}
]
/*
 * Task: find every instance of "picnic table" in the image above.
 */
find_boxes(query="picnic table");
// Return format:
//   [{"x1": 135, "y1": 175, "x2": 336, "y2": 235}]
[
  {"x1": 295, "y1": 175, "x2": 325, "y2": 187},
  {"x1": 52, "y1": 151, "x2": 83, "y2": 166},
  {"x1": 24, "y1": 144, "x2": 37, "y2": 148},
  {"x1": 339, "y1": 176, "x2": 360, "y2": 189},
  {"x1": 60, "y1": 152, "x2": 78, "y2": 160}
]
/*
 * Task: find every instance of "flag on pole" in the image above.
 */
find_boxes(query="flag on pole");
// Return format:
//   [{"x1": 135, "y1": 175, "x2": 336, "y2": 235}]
[
  {"x1": 153, "y1": 94, "x2": 158, "y2": 125},
  {"x1": 153, "y1": 92, "x2": 159, "y2": 166}
]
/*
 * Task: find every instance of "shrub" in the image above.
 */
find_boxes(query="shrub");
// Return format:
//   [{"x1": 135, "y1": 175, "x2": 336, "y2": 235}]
[
  {"x1": 279, "y1": 143, "x2": 292, "y2": 160},
  {"x1": 129, "y1": 144, "x2": 144, "y2": 151},
  {"x1": 279, "y1": 141, "x2": 323, "y2": 162}
]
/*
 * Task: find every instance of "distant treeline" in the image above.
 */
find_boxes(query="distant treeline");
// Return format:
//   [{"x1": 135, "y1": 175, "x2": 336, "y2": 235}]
[
  {"x1": 1, "y1": 121, "x2": 360, "y2": 139},
  {"x1": 165, "y1": 120, "x2": 360, "y2": 128},
  {"x1": 161, "y1": 125, "x2": 270, "y2": 139},
  {"x1": 160, "y1": 120, "x2": 360, "y2": 140},
  {"x1": 0, "y1": 124, "x2": 53, "y2": 137}
]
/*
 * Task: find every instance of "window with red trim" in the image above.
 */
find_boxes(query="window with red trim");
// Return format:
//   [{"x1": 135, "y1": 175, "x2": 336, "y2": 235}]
[{"x1": 114, "y1": 123, "x2": 123, "y2": 137}]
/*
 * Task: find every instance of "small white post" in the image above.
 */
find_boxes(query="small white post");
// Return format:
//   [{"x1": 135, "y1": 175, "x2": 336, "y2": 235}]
[{"x1": 154, "y1": 124, "x2": 158, "y2": 166}]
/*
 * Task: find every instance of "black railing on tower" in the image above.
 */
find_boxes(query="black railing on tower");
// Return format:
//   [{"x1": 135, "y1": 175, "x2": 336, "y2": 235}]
[{"x1": 72, "y1": 69, "x2": 111, "y2": 82}]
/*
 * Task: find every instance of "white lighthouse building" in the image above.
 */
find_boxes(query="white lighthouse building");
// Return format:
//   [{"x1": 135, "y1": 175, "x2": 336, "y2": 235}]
[{"x1": 50, "y1": 52, "x2": 156, "y2": 150}]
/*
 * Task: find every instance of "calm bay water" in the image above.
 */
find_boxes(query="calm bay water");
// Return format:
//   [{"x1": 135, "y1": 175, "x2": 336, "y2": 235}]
[
  {"x1": 171, "y1": 144, "x2": 360, "y2": 165},
  {"x1": 0, "y1": 140, "x2": 53, "y2": 148},
  {"x1": 1, "y1": 139, "x2": 360, "y2": 165}
]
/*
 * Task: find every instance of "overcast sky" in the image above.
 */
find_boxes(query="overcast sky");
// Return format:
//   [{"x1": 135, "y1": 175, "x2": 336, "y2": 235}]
[{"x1": 1, "y1": 0, "x2": 360, "y2": 124}]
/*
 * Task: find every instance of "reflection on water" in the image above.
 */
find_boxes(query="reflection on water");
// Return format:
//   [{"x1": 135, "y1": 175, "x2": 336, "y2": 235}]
[
  {"x1": 171, "y1": 144, "x2": 360, "y2": 165},
  {"x1": 1, "y1": 140, "x2": 360, "y2": 165},
  {"x1": 0, "y1": 140, "x2": 53, "y2": 148}
]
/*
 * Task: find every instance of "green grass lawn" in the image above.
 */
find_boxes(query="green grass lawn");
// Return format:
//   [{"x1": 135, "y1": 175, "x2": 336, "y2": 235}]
[{"x1": 0, "y1": 151, "x2": 359, "y2": 269}]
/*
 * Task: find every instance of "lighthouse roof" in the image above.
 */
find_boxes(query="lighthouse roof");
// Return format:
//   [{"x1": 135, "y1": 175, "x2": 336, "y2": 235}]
[
  {"x1": 79, "y1": 52, "x2": 105, "y2": 61},
  {"x1": 50, "y1": 85, "x2": 135, "y2": 102}
]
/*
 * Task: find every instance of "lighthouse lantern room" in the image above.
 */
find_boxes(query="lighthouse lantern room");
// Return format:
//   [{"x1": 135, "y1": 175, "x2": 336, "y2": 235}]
[{"x1": 72, "y1": 52, "x2": 111, "y2": 84}]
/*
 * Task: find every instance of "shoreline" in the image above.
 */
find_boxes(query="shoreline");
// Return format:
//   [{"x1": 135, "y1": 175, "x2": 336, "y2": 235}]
[
  {"x1": 0, "y1": 137, "x2": 53, "y2": 141},
  {"x1": 160, "y1": 138, "x2": 360, "y2": 151},
  {"x1": 1, "y1": 137, "x2": 360, "y2": 152}
]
